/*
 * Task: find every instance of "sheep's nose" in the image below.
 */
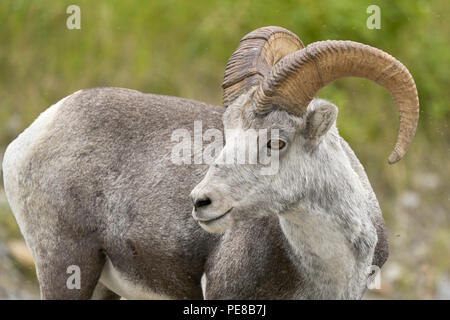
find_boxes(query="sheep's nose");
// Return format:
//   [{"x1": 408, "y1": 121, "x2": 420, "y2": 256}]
[{"x1": 193, "y1": 197, "x2": 212, "y2": 209}]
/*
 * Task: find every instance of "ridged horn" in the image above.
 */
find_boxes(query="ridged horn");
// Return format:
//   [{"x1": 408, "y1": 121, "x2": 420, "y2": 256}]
[
  {"x1": 222, "y1": 26, "x2": 304, "y2": 107},
  {"x1": 254, "y1": 40, "x2": 419, "y2": 164}
]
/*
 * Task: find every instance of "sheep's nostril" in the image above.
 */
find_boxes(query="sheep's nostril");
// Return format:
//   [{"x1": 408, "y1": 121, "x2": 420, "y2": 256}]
[{"x1": 194, "y1": 197, "x2": 212, "y2": 209}]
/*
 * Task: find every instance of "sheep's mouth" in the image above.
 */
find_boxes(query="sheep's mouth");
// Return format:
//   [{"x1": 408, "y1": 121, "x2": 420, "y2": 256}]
[{"x1": 199, "y1": 208, "x2": 233, "y2": 225}]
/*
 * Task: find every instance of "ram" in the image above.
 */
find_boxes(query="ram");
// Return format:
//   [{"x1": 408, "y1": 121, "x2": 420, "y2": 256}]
[{"x1": 2, "y1": 27, "x2": 419, "y2": 299}]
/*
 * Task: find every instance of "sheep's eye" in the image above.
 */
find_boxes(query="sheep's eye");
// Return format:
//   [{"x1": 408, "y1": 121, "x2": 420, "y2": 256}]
[{"x1": 267, "y1": 139, "x2": 286, "y2": 150}]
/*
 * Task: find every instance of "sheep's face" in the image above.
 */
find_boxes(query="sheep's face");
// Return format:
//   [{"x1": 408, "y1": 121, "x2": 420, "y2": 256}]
[{"x1": 190, "y1": 94, "x2": 340, "y2": 233}]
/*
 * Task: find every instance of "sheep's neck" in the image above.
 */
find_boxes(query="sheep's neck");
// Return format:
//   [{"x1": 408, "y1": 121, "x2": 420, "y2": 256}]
[{"x1": 278, "y1": 209, "x2": 366, "y2": 299}]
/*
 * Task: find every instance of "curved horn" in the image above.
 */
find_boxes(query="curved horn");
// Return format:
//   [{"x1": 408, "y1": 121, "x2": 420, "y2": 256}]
[
  {"x1": 254, "y1": 40, "x2": 419, "y2": 164},
  {"x1": 222, "y1": 26, "x2": 304, "y2": 107}
]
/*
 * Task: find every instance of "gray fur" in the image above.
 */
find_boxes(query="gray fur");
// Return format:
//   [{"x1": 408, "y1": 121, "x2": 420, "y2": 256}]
[{"x1": 2, "y1": 87, "x2": 387, "y2": 299}]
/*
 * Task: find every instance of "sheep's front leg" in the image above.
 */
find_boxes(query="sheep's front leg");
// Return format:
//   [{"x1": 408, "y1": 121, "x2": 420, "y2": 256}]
[{"x1": 32, "y1": 236, "x2": 106, "y2": 300}]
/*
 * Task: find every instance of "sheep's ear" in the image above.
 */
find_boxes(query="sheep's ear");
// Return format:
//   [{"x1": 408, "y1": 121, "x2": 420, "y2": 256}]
[{"x1": 303, "y1": 100, "x2": 338, "y2": 146}]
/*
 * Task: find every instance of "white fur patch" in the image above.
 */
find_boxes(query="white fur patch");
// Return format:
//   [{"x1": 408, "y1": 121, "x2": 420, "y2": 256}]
[{"x1": 201, "y1": 273, "x2": 207, "y2": 299}]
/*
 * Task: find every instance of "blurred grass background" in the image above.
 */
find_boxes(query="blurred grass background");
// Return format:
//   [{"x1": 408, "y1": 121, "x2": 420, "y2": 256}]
[{"x1": 0, "y1": 0, "x2": 449, "y2": 299}]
